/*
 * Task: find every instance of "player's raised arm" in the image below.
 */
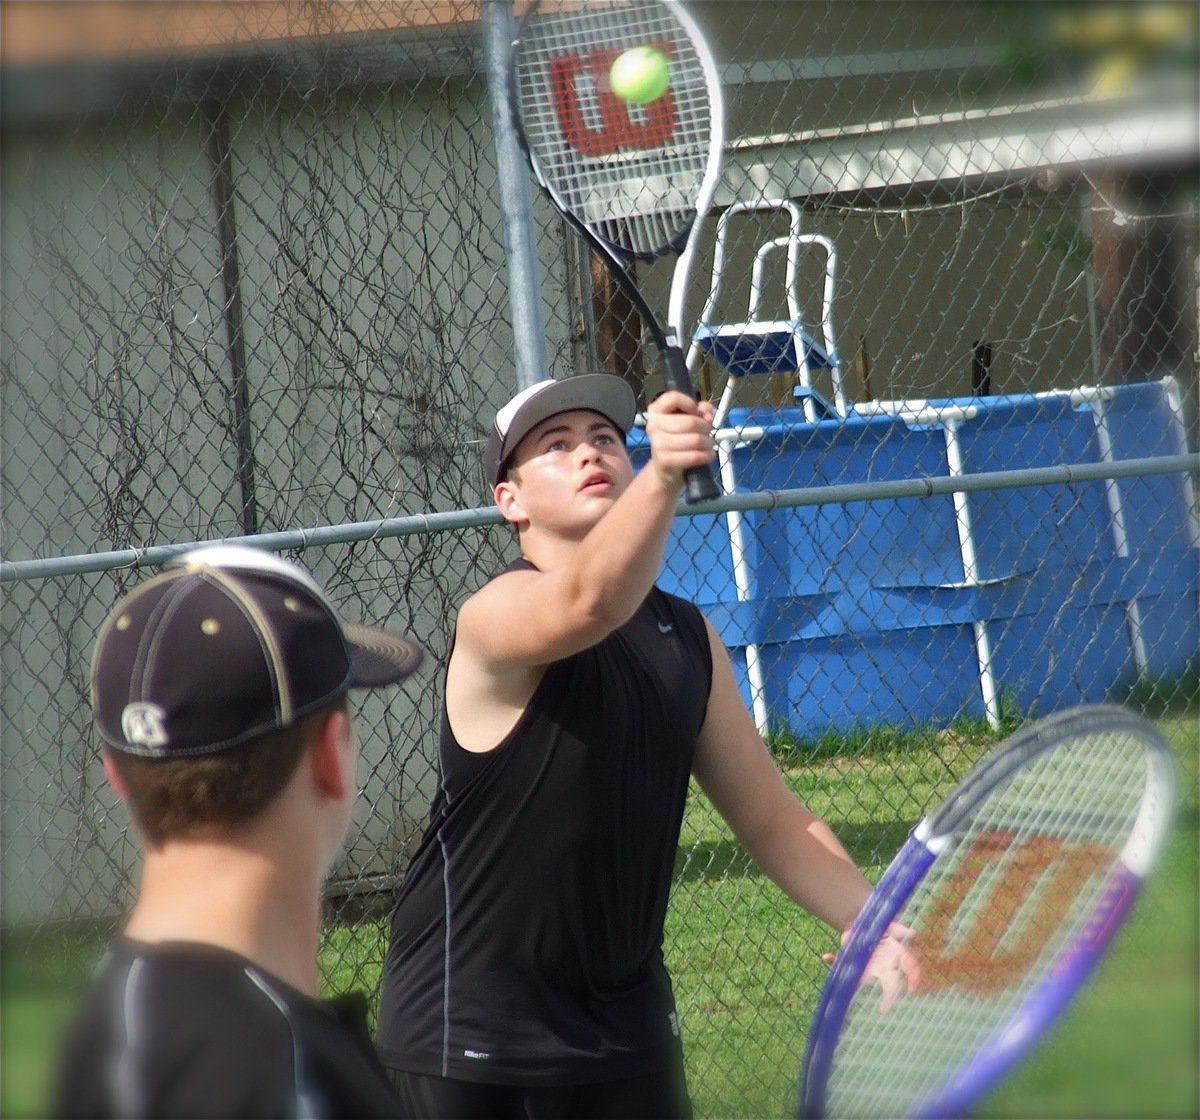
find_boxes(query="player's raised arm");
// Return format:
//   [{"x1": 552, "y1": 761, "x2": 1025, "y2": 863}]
[{"x1": 460, "y1": 379, "x2": 714, "y2": 671}]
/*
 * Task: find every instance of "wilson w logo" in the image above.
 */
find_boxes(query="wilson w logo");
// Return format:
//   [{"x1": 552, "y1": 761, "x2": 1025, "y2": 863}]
[
  {"x1": 550, "y1": 47, "x2": 675, "y2": 157},
  {"x1": 912, "y1": 831, "x2": 1114, "y2": 996}
]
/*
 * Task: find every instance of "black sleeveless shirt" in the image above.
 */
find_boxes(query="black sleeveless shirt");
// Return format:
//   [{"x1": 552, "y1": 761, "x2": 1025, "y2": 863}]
[{"x1": 376, "y1": 560, "x2": 713, "y2": 1085}]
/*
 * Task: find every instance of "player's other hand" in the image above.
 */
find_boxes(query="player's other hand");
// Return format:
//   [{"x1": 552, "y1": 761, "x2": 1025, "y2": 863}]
[
  {"x1": 644, "y1": 391, "x2": 715, "y2": 490},
  {"x1": 823, "y1": 922, "x2": 922, "y2": 1013}
]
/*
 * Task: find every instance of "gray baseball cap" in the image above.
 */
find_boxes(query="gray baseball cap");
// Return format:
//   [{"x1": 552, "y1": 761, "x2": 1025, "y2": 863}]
[{"x1": 483, "y1": 375, "x2": 637, "y2": 486}]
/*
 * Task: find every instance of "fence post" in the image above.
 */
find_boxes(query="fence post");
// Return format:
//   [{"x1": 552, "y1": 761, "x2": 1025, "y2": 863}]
[{"x1": 482, "y1": 0, "x2": 548, "y2": 392}]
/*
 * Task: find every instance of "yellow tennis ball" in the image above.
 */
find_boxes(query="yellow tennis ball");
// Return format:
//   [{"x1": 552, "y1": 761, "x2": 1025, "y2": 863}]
[{"x1": 610, "y1": 46, "x2": 670, "y2": 105}]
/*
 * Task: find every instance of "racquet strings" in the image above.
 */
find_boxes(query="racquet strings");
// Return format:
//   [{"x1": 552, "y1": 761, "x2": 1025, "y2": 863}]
[
  {"x1": 825, "y1": 726, "x2": 1160, "y2": 1118},
  {"x1": 514, "y1": 0, "x2": 712, "y2": 256}
]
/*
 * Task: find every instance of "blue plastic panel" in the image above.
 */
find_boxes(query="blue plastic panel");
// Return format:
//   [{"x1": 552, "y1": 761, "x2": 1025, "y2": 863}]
[{"x1": 630, "y1": 380, "x2": 1198, "y2": 735}]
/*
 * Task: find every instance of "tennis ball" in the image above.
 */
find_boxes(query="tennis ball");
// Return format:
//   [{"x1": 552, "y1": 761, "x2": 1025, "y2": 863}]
[{"x1": 609, "y1": 46, "x2": 670, "y2": 105}]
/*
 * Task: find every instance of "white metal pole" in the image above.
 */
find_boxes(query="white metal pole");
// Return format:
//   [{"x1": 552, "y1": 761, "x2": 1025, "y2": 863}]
[
  {"x1": 1090, "y1": 392, "x2": 1149, "y2": 673},
  {"x1": 944, "y1": 418, "x2": 1001, "y2": 728},
  {"x1": 717, "y1": 436, "x2": 771, "y2": 735}
]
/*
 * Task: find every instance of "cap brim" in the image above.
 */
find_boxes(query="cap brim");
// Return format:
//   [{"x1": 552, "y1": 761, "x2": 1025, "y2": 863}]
[{"x1": 343, "y1": 622, "x2": 425, "y2": 686}]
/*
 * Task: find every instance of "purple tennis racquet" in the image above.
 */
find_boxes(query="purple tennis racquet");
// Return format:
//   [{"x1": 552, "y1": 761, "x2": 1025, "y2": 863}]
[
  {"x1": 801, "y1": 703, "x2": 1176, "y2": 1119},
  {"x1": 510, "y1": 0, "x2": 724, "y2": 503}
]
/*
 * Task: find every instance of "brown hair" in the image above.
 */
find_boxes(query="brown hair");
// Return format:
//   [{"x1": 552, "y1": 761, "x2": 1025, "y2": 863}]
[{"x1": 107, "y1": 699, "x2": 346, "y2": 846}]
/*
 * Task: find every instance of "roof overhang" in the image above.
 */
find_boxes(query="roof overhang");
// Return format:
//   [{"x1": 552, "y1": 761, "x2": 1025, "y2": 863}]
[{"x1": 718, "y1": 85, "x2": 1199, "y2": 205}]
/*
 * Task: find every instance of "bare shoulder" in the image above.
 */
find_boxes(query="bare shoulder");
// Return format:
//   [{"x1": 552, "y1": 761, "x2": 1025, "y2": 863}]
[
  {"x1": 454, "y1": 566, "x2": 541, "y2": 650},
  {"x1": 447, "y1": 570, "x2": 547, "y2": 752}
]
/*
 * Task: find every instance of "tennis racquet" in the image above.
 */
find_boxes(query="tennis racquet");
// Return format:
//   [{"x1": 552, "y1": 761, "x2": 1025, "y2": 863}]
[
  {"x1": 510, "y1": 0, "x2": 723, "y2": 503},
  {"x1": 800, "y1": 703, "x2": 1176, "y2": 1119}
]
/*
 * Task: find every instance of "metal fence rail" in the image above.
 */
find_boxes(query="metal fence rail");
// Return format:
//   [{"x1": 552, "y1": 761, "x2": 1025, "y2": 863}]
[{"x1": 4, "y1": 453, "x2": 1196, "y2": 585}]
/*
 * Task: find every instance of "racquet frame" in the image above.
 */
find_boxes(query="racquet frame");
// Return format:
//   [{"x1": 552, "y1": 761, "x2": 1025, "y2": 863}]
[
  {"x1": 510, "y1": 0, "x2": 724, "y2": 502},
  {"x1": 801, "y1": 703, "x2": 1176, "y2": 1120}
]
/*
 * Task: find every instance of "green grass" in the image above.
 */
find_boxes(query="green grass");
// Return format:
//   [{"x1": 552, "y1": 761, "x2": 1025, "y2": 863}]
[
  {"x1": 666, "y1": 723, "x2": 995, "y2": 1116},
  {"x1": 670, "y1": 711, "x2": 1199, "y2": 1119},
  {"x1": 976, "y1": 710, "x2": 1199, "y2": 1120},
  {"x1": 1, "y1": 924, "x2": 109, "y2": 1119},
  {"x1": 3, "y1": 709, "x2": 1196, "y2": 1118}
]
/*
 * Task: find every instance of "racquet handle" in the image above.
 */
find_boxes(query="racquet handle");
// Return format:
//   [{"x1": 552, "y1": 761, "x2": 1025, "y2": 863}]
[
  {"x1": 664, "y1": 346, "x2": 720, "y2": 503},
  {"x1": 684, "y1": 465, "x2": 720, "y2": 503}
]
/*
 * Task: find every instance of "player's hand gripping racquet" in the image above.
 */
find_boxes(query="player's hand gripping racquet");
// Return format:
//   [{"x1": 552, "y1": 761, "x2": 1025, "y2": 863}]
[
  {"x1": 800, "y1": 703, "x2": 1176, "y2": 1119},
  {"x1": 510, "y1": 0, "x2": 723, "y2": 503}
]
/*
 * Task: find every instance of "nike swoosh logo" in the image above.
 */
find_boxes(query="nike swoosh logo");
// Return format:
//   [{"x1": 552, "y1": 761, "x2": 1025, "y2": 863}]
[{"x1": 658, "y1": 621, "x2": 674, "y2": 634}]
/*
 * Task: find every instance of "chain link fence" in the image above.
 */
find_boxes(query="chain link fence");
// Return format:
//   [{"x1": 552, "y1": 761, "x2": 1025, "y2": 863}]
[{"x1": 3, "y1": 2, "x2": 1197, "y2": 1115}]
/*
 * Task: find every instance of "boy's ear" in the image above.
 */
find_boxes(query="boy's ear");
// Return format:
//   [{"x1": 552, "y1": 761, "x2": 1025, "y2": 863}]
[
  {"x1": 102, "y1": 749, "x2": 130, "y2": 802},
  {"x1": 494, "y1": 479, "x2": 527, "y2": 526},
  {"x1": 309, "y1": 707, "x2": 351, "y2": 800}
]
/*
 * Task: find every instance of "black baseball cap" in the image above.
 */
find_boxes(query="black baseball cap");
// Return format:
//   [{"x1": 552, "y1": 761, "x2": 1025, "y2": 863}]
[
  {"x1": 483, "y1": 375, "x2": 637, "y2": 486},
  {"x1": 91, "y1": 545, "x2": 425, "y2": 757}
]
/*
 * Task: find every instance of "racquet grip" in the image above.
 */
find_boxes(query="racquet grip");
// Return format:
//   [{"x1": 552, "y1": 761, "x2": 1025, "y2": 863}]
[
  {"x1": 663, "y1": 346, "x2": 720, "y2": 503},
  {"x1": 684, "y1": 465, "x2": 720, "y2": 503}
]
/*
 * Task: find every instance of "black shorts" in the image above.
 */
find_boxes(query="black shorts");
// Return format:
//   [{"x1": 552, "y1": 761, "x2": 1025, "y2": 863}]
[{"x1": 385, "y1": 1057, "x2": 693, "y2": 1120}]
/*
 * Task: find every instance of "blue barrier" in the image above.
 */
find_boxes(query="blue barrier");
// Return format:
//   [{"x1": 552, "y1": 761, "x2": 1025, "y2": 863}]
[{"x1": 631, "y1": 379, "x2": 1199, "y2": 734}]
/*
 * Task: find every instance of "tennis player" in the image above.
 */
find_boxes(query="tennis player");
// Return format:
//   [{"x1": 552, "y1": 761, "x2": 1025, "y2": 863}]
[
  {"x1": 376, "y1": 375, "x2": 915, "y2": 1118},
  {"x1": 54, "y1": 545, "x2": 424, "y2": 1118}
]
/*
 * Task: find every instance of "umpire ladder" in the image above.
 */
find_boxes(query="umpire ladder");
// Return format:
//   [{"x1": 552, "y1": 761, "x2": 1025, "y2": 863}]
[{"x1": 687, "y1": 198, "x2": 845, "y2": 429}]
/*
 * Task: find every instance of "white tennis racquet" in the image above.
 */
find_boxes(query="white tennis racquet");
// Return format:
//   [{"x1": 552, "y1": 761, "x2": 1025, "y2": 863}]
[{"x1": 510, "y1": 0, "x2": 724, "y2": 503}]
